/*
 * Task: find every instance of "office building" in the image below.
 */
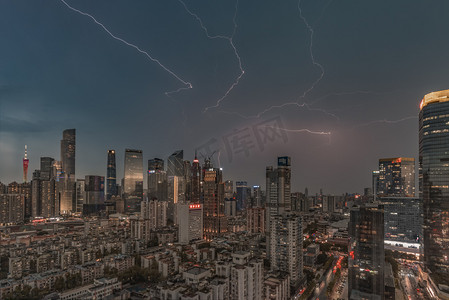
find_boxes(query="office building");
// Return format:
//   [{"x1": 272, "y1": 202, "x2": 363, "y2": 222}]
[
  {"x1": 378, "y1": 157, "x2": 415, "y2": 197},
  {"x1": 372, "y1": 171, "x2": 380, "y2": 202},
  {"x1": 123, "y1": 149, "x2": 143, "y2": 213},
  {"x1": 381, "y1": 197, "x2": 421, "y2": 244},
  {"x1": 348, "y1": 203, "x2": 385, "y2": 299},
  {"x1": 167, "y1": 150, "x2": 184, "y2": 177},
  {"x1": 269, "y1": 213, "x2": 303, "y2": 288},
  {"x1": 419, "y1": 89, "x2": 449, "y2": 280},
  {"x1": 106, "y1": 150, "x2": 117, "y2": 200},
  {"x1": 147, "y1": 158, "x2": 167, "y2": 201},
  {"x1": 236, "y1": 181, "x2": 250, "y2": 211},
  {"x1": 59, "y1": 129, "x2": 76, "y2": 214},
  {"x1": 178, "y1": 203, "x2": 203, "y2": 244},
  {"x1": 61, "y1": 129, "x2": 76, "y2": 176},
  {"x1": 253, "y1": 185, "x2": 262, "y2": 207},
  {"x1": 191, "y1": 154, "x2": 201, "y2": 203},
  {"x1": 75, "y1": 179, "x2": 85, "y2": 213}
]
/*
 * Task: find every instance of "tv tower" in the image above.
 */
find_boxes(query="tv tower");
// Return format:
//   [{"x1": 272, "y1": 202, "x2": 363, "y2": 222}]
[{"x1": 23, "y1": 145, "x2": 29, "y2": 183}]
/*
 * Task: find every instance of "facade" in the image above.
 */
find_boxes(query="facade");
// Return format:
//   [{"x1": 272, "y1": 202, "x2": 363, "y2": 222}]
[
  {"x1": 381, "y1": 197, "x2": 421, "y2": 243},
  {"x1": 348, "y1": 203, "x2": 385, "y2": 299},
  {"x1": 75, "y1": 179, "x2": 85, "y2": 213},
  {"x1": 419, "y1": 89, "x2": 449, "y2": 280},
  {"x1": 230, "y1": 252, "x2": 263, "y2": 300},
  {"x1": 167, "y1": 150, "x2": 184, "y2": 177},
  {"x1": 106, "y1": 150, "x2": 117, "y2": 201},
  {"x1": 378, "y1": 157, "x2": 415, "y2": 197},
  {"x1": 202, "y1": 159, "x2": 227, "y2": 240},
  {"x1": 178, "y1": 203, "x2": 203, "y2": 244},
  {"x1": 147, "y1": 158, "x2": 167, "y2": 201},
  {"x1": 269, "y1": 213, "x2": 303, "y2": 288},
  {"x1": 264, "y1": 271, "x2": 290, "y2": 300}
]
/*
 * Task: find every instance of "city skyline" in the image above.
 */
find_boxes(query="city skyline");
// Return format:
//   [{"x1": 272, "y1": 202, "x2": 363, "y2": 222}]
[{"x1": 2, "y1": 1, "x2": 449, "y2": 193}]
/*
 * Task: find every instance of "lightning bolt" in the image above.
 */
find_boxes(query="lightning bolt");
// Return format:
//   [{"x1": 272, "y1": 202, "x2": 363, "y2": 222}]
[
  {"x1": 219, "y1": 101, "x2": 340, "y2": 121},
  {"x1": 60, "y1": 0, "x2": 192, "y2": 93},
  {"x1": 178, "y1": 0, "x2": 244, "y2": 113},
  {"x1": 297, "y1": 0, "x2": 325, "y2": 99},
  {"x1": 354, "y1": 116, "x2": 417, "y2": 128},
  {"x1": 267, "y1": 125, "x2": 332, "y2": 145}
]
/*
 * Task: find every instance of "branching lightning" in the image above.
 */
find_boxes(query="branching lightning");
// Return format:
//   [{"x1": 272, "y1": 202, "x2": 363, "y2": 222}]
[
  {"x1": 297, "y1": 0, "x2": 325, "y2": 99},
  {"x1": 354, "y1": 116, "x2": 418, "y2": 129},
  {"x1": 178, "y1": 0, "x2": 244, "y2": 113},
  {"x1": 267, "y1": 125, "x2": 332, "y2": 145},
  {"x1": 60, "y1": 0, "x2": 192, "y2": 93}
]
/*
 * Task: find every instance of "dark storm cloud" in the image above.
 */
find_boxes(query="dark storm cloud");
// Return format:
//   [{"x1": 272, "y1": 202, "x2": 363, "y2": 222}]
[{"x1": 1, "y1": 0, "x2": 448, "y2": 193}]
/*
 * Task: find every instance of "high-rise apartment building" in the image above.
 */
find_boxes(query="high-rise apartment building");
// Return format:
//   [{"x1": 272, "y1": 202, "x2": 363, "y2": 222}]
[
  {"x1": 106, "y1": 150, "x2": 117, "y2": 200},
  {"x1": 247, "y1": 207, "x2": 265, "y2": 234},
  {"x1": 0, "y1": 194, "x2": 24, "y2": 224},
  {"x1": 378, "y1": 157, "x2": 415, "y2": 197},
  {"x1": 348, "y1": 203, "x2": 385, "y2": 299},
  {"x1": 269, "y1": 213, "x2": 303, "y2": 288},
  {"x1": 419, "y1": 89, "x2": 449, "y2": 281},
  {"x1": 265, "y1": 156, "x2": 292, "y2": 256}
]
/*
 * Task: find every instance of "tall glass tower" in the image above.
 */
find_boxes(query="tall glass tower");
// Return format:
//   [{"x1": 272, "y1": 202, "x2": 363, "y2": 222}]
[
  {"x1": 419, "y1": 89, "x2": 449, "y2": 282},
  {"x1": 60, "y1": 129, "x2": 76, "y2": 213},
  {"x1": 61, "y1": 129, "x2": 76, "y2": 176},
  {"x1": 147, "y1": 158, "x2": 167, "y2": 201},
  {"x1": 123, "y1": 149, "x2": 143, "y2": 197},
  {"x1": 106, "y1": 150, "x2": 117, "y2": 200}
]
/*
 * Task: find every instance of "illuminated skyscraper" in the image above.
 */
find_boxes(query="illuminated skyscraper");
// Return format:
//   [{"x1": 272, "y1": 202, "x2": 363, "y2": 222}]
[
  {"x1": 202, "y1": 158, "x2": 227, "y2": 240},
  {"x1": 419, "y1": 89, "x2": 449, "y2": 282},
  {"x1": 106, "y1": 150, "x2": 117, "y2": 200},
  {"x1": 22, "y1": 145, "x2": 29, "y2": 183},
  {"x1": 191, "y1": 153, "x2": 201, "y2": 204},
  {"x1": 147, "y1": 158, "x2": 167, "y2": 201},
  {"x1": 167, "y1": 150, "x2": 184, "y2": 177},
  {"x1": 378, "y1": 157, "x2": 415, "y2": 197},
  {"x1": 348, "y1": 203, "x2": 385, "y2": 299}
]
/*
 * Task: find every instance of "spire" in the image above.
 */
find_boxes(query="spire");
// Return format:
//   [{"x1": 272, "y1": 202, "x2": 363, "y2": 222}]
[
  {"x1": 24, "y1": 145, "x2": 28, "y2": 159},
  {"x1": 23, "y1": 145, "x2": 29, "y2": 183}
]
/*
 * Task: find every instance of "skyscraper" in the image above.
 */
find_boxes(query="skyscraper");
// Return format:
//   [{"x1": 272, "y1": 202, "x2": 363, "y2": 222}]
[
  {"x1": 167, "y1": 150, "x2": 184, "y2": 177},
  {"x1": 147, "y1": 158, "x2": 167, "y2": 201},
  {"x1": 236, "y1": 181, "x2": 250, "y2": 210},
  {"x1": 265, "y1": 156, "x2": 292, "y2": 256},
  {"x1": 191, "y1": 154, "x2": 201, "y2": 204},
  {"x1": 106, "y1": 150, "x2": 117, "y2": 200},
  {"x1": 60, "y1": 129, "x2": 76, "y2": 214},
  {"x1": 202, "y1": 158, "x2": 227, "y2": 240},
  {"x1": 419, "y1": 89, "x2": 449, "y2": 282},
  {"x1": 22, "y1": 145, "x2": 29, "y2": 183},
  {"x1": 61, "y1": 129, "x2": 76, "y2": 176},
  {"x1": 123, "y1": 149, "x2": 143, "y2": 196},
  {"x1": 348, "y1": 203, "x2": 385, "y2": 299},
  {"x1": 270, "y1": 213, "x2": 303, "y2": 288},
  {"x1": 378, "y1": 157, "x2": 415, "y2": 197},
  {"x1": 83, "y1": 175, "x2": 105, "y2": 215}
]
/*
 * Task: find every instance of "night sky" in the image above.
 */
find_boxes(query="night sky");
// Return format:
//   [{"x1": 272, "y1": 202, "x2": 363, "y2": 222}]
[{"x1": 1, "y1": 0, "x2": 449, "y2": 194}]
